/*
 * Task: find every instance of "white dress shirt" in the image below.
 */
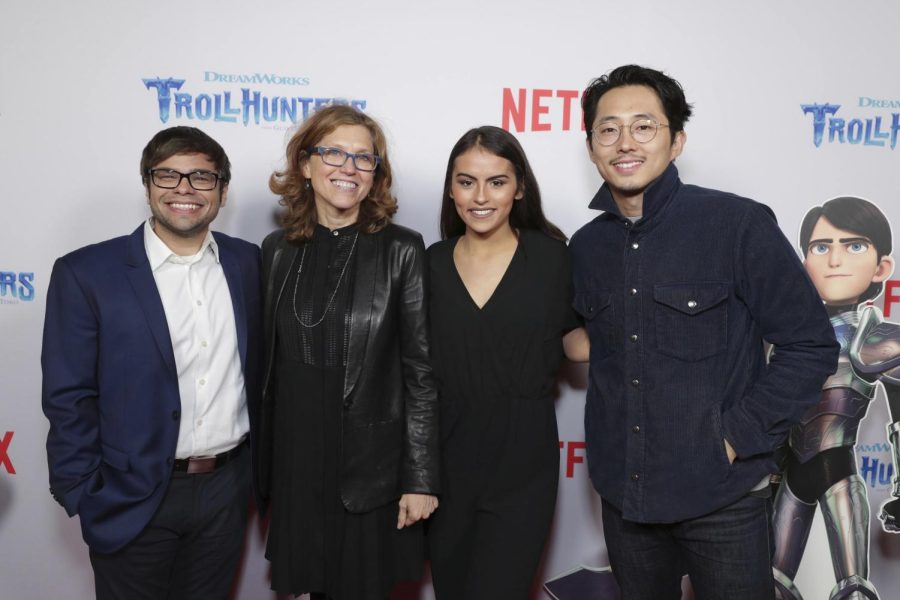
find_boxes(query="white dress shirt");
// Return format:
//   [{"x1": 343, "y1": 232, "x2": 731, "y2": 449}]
[{"x1": 143, "y1": 220, "x2": 249, "y2": 458}]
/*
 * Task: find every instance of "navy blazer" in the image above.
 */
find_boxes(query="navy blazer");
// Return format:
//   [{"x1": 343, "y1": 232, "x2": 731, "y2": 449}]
[{"x1": 41, "y1": 224, "x2": 262, "y2": 553}]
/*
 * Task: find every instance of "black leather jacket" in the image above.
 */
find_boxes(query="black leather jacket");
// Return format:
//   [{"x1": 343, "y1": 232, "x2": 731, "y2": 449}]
[{"x1": 257, "y1": 224, "x2": 439, "y2": 513}]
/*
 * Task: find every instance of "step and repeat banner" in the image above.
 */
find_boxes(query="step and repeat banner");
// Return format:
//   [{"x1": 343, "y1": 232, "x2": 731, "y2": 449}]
[{"x1": 2, "y1": 1, "x2": 899, "y2": 598}]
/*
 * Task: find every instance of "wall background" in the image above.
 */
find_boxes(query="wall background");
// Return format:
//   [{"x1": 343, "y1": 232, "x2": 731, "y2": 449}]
[{"x1": 3, "y1": 1, "x2": 900, "y2": 598}]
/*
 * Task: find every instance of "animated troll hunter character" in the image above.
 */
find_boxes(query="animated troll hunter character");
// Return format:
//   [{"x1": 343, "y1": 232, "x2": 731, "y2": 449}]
[{"x1": 772, "y1": 196, "x2": 900, "y2": 600}]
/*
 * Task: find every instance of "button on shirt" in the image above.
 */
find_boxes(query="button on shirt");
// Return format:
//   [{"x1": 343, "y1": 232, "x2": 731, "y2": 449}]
[
  {"x1": 144, "y1": 220, "x2": 249, "y2": 459},
  {"x1": 569, "y1": 164, "x2": 838, "y2": 523}
]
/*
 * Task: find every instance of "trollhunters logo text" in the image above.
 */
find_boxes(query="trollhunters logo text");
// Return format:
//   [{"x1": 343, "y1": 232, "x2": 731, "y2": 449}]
[
  {"x1": 143, "y1": 78, "x2": 367, "y2": 127},
  {"x1": 0, "y1": 271, "x2": 34, "y2": 304},
  {"x1": 802, "y1": 101, "x2": 900, "y2": 148}
]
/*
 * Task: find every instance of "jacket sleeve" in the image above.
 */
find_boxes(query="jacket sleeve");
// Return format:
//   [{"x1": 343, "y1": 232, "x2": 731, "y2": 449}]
[
  {"x1": 41, "y1": 256, "x2": 102, "y2": 516},
  {"x1": 722, "y1": 202, "x2": 839, "y2": 458},
  {"x1": 397, "y1": 234, "x2": 440, "y2": 495}
]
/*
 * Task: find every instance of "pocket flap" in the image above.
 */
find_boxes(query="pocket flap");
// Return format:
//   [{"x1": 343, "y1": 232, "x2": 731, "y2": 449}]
[
  {"x1": 573, "y1": 292, "x2": 612, "y2": 321},
  {"x1": 100, "y1": 443, "x2": 131, "y2": 472},
  {"x1": 653, "y1": 282, "x2": 728, "y2": 315}
]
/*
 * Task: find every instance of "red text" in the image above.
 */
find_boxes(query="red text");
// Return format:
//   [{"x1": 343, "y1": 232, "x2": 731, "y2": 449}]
[
  {"x1": 0, "y1": 431, "x2": 14, "y2": 475},
  {"x1": 502, "y1": 88, "x2": 585, "y2": 133},
  {"x1": 559, "y1": 440, "x2": 587, "y2": 478}
]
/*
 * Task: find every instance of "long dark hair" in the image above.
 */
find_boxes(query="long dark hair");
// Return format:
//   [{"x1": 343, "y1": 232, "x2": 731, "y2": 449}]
[{"x1": 439, "y1": 126, "x2": 565, "y2": 241}]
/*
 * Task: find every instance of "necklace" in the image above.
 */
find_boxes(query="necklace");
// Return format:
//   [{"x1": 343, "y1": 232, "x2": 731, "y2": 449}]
[{"x1": 292, "y1": 230, "x2": 359, "y2": 328}]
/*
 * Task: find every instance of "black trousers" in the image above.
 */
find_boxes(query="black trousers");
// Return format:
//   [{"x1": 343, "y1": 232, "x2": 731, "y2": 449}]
[{"x1": 89, "y1": 446, "x2": 252, "y2": 600}]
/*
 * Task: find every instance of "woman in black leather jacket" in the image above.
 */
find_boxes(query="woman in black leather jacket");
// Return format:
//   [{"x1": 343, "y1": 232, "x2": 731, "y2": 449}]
[{"x1": 258, "y1": 105, "x2": 439, "y2": 600}]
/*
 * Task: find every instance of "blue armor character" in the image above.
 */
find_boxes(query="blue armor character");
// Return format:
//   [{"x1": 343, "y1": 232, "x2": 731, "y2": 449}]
[{"x1": 773, "y1": 196, "x2": 898, "y2": 600}]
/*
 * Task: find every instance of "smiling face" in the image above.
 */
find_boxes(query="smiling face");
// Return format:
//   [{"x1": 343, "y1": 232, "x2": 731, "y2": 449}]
[
  {"x1": 804, "y1": 216, "x2": 894, "y2": 305},
  {"x1": 586, "y1": 84, "x2": 684, "y2": 214},
  {"x1": 450, "y1": 147, "x2": 522, "y2": 240},
  {"x1": 146, "y1": 152, "x2": 227, "y2": 254},
  {"x1": 301, "y1": 124, "x2": 375, "y2": 228}
]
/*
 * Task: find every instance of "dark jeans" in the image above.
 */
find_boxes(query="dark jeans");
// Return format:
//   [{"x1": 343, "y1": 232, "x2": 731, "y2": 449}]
[
  {"x1": 89, "y1": 446, "x2": 251, "y2": 600},
  {"x1": 601, "y1": 491, "x2": 774, "y2": 600}
]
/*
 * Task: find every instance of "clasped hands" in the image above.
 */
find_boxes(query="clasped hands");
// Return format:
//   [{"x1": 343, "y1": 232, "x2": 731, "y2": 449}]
[{"x1": 397, "y1": 493, "x2": 439, "y2": 529}]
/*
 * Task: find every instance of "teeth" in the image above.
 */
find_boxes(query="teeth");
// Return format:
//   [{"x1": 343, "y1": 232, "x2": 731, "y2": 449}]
[
  {"x1": 615, "y1": 161, "x2": 641, "y2": 169},
  {"x1": 471, "y1": 209, "x2": 493, "y2": 216},
  {"x1": 171, "y1": 202, "x2": 200, "y2": 210},
  {"x1": 332, "y1": 180, "x2": 357, "y2": 189}
]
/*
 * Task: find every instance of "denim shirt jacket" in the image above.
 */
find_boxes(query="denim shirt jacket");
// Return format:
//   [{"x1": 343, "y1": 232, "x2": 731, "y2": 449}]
[{"x1": 570, "y1": 163, "x2": 839, "y2": 523}]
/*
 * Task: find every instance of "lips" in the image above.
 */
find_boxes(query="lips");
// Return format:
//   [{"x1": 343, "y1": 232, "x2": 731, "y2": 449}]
[
  {"x1": 167, "y1": 201, "x2": 203, "y2": 212},
  {"x1": 612, "y1": 159, "x2": 644, "y2": 173},
  {"x1": 331, "y1": 179, "x2": 358, "y2": 190}
]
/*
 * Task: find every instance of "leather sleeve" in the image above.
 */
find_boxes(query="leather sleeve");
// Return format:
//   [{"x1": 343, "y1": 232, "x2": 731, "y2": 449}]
[{"x1": 396, "y1": 233, "x2": 441, "y2": 495}]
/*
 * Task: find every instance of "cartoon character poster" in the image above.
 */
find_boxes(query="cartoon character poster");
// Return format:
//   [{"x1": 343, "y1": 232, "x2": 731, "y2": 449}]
[{"x1": 773, "y1": 196, "x2": 900, "y2": 600}]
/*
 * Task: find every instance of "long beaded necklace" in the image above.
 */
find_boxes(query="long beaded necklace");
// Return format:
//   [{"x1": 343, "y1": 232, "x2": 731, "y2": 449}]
[{"x1": 291, "y1": 230, "x2": 360, "y2": 328}]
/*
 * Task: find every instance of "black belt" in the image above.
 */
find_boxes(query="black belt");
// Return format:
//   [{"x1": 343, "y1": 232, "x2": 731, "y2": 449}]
[{"x1": 173, "y1": 440, "x2": 246, "y2": 474}]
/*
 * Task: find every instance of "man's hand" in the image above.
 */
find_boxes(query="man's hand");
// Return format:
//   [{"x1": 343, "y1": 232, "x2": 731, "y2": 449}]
[
  {"x1": 397, "y1": 493, "x2": 438, "y2": 529},
  {"x1": 725, "y1": 439, "x2": 737, "y2": 464}
]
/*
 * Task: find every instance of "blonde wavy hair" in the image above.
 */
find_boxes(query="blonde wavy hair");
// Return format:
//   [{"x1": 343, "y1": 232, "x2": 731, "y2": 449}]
[{"x1": 270, "y1": 105, "x2": 397, "y2": 241}]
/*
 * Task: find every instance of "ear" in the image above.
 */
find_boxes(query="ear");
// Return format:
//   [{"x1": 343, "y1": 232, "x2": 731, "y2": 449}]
[
  {"x1": 219, "y1": 184, "x2": 229, "y2": 208},
  {"x1": 669, "y1": 129, "x2": 686, "y2": 161},
  {"x1": 873, "y1": 255, "x2": 895, "y2": 283},
  {"x1": 515, "y1": 186, "x2": 524, "y2": 201},
  {"x1": 301, "y1": 158, "x2": 311, "y2": 180}
]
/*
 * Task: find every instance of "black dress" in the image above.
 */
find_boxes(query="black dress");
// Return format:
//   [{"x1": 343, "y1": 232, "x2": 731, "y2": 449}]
[
  {"x1": 267, "y1": 224, "x2": 423, "y2": 599},
  {"x1": 426, "y1": 230, "x2": 579, "y2": 599}
]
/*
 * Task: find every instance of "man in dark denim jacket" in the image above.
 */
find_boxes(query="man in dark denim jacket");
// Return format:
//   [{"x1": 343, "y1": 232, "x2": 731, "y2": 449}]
[{"x1": 570, "y1": 65, "x2": 839, "y2": 599}]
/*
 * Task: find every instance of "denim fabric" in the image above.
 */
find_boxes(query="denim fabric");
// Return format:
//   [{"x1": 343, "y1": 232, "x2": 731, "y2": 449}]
[
  {"x1": 601, "y1": 493, "x2": 775, "y2": 600},
  {"x1": 570, "y1": 164, "x2": 838, "y2": 523}
]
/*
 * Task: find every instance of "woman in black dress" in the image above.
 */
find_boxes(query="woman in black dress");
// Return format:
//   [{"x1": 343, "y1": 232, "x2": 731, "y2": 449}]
[
  {"x1": 258, "y1": 105, "x2": 439, "y2": 600},
  {"x1": 427, "y1": 126, "x2": 588, "y2": 599}
]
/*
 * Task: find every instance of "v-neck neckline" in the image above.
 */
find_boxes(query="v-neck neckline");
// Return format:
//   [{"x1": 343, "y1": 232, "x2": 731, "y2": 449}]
[{"x1": 450, "y1": 234, "x2": 522, "y2": 312}]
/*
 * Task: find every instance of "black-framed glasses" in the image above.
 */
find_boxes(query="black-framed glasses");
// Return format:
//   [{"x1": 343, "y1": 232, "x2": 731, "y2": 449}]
[
  {"x1": 592, "y1": 119, "x2": 670, "y2": 146},
  {"x1": 308, "y1": 146, "x2": 380, "y2": 172},
  {"x1": 147, "y1": 168, "x2": 223, "y2": 191}
]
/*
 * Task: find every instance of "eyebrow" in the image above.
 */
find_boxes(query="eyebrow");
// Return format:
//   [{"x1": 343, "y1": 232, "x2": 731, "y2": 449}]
[
  {"x1": 455, "y1": 172, "x2": 511, "y2": 180},
  {"x1": 598, "y1": 113, "x2": 656, "y2": 123},
  {"x1": 808, "y1": 236, "x2": 872, "y2": 245}
]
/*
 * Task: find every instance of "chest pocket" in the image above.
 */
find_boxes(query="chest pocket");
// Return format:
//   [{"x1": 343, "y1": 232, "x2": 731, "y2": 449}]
[
  {"x1": 653, "y1": 282, "x2": 728, "y2": 362},
  {"x1": 574, "y1": 291, "x2": 617, "y2": 359}
]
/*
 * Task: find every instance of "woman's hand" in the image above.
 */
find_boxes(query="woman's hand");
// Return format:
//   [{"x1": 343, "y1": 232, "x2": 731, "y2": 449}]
[
  {"x1": 563, "y1": 327, "x2": 590, "y2": 362},
  {"x1": 397, "y1": 493, "x2": 439, "y2": 529}
]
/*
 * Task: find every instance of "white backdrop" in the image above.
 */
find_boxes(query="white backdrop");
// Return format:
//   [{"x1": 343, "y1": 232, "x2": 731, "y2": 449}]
[{"x1": 3, "y1": 1, "x2": 900, "y2": 598}]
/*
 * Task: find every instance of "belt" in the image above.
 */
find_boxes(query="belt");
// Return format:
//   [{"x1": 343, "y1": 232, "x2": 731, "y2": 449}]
[{"x1": 172, "y1": 440, "x2": 246, "y2": 474}]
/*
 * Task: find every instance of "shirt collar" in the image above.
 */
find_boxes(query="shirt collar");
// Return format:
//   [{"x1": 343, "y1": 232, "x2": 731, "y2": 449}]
[
  {"x1": 588, "y1": 162, "x2": 681, "y2": 224},
  {"x1": 143, "y1": 219, "x2": 219, "y2": 271}
]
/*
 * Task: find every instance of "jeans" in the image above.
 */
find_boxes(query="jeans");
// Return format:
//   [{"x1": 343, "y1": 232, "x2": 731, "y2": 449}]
[{"x1": 601, "y1": 491, "x2": 774, "y2": 599}]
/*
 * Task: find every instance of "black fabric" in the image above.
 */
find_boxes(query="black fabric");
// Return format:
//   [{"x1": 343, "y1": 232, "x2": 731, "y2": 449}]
[
  {"x1": 266, "y1": 225, "x2": 422, "y2": 599},
  {"x1": 258, "y1": 224, "x2": 439, "y2": 513},
  {"x1": 426, "y1": 230, "x2": 577, "y2": 599},
  {"x1": 89, "y1": 449, "x2": 252, "y2": 600}
]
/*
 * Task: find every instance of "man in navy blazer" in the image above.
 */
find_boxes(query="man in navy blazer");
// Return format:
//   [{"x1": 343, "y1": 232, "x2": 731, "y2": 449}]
[{"x1": 41, "y1": 126, "x2": 261, "y2": 599}]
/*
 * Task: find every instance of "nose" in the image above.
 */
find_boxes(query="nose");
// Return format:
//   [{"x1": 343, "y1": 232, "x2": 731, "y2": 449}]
[
  {"x1": 175, "y1": 175, "x2": 194, "y2": 194},
  {"x1": 340, "y1": 156, "x2": 358, "y2": 174},
  {"x1": 474, "y1": 184, "x2": 488, "y2": 205},
  {"x1": 828, "y1": 249, "x2": 842, "y2": 267},
  {"x1": 617, "y1": 127, "x2": 638, "y2": 152}
]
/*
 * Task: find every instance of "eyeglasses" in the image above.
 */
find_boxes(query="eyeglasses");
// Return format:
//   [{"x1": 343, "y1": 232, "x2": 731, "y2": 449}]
[
  {"x1": 308, "y1": 146, "x2": 380, "y2": 172},
  {"x1": 148, "y1": 168, "x2": 223, "y2": 191},
  {"x1": 591, "y1": 119, "x2": 670, "y2": 146}
]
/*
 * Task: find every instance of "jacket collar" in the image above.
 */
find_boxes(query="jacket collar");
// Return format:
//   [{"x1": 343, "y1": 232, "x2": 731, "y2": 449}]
[{"x1": 588, "y1": 162, "x2": 682, "y2": 230}]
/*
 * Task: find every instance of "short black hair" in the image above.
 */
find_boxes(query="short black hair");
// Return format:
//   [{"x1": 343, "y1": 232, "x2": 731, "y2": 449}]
[
  {"x1": 140, "y1": 126, "x2": 231, "y2": 185},
  {"x1": 799, "y1": 196, "x2": 893, "y2": 302},
  {"x1": 582, "y1": 65, "x2": 693, "y2": 143}
]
